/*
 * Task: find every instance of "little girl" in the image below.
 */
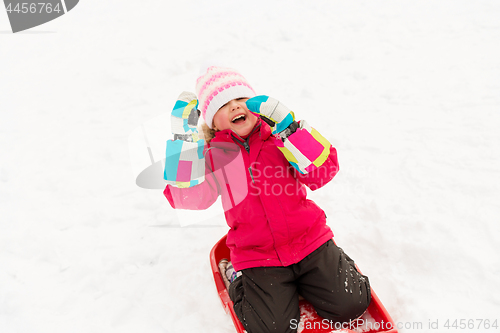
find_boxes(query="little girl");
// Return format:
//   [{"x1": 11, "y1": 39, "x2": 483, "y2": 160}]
[{"x1": 164, "y1": 67, "x2": 371, "y2": 333}]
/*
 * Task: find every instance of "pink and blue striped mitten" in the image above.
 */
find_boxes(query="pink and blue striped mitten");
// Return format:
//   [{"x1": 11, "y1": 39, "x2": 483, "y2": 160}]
[
  {"x1": 246, "y1": 95, "x2": 331, "y2": 174},
  {"x1": 164, "y1": 92, "x2": 206, "y2": 188}
]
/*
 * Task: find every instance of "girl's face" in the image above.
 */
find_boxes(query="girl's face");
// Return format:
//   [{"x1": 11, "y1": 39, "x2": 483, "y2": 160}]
[{"x1": 212, "y1": 98, "x2": 258, "y2": 137}]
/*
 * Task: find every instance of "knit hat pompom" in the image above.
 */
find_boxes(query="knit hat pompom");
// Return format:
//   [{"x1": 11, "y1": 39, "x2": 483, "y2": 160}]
[{"x1": 195, "y1": 66, "x2": 256, "y2": 129}]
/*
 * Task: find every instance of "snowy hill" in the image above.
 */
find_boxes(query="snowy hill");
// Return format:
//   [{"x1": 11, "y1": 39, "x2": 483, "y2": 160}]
[{"x1": 1, "y1": 1, "x2": 499, "y2": 332}]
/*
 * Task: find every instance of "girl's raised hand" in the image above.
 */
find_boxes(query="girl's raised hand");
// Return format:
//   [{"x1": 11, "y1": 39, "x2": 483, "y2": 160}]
[
  {"x1": 247, "y1": 95, "x2": 333, "y2": 175},
  {"x1": 164, "y1": 92, "x2": 206, "y2": 188},
  {"x1": 170, "y1": 91, "x2": 201, "y2": 142},
  {"x1": 246, "y1": 96, "x2": 295, "y2": 135}
]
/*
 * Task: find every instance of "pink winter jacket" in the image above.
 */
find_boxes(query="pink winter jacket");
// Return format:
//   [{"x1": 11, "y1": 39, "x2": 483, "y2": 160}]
[{"x1": 164, "y1": 119, "x2": 339, "y2": 271}]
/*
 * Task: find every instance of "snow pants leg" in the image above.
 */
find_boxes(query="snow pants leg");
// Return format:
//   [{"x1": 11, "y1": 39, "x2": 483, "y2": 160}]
[
  {"x1": 228, "y1": 240, "x2": 371, "y2": 333},
  {"x1": 228, "y1": 264, "x2": 300, "y2": 333}
]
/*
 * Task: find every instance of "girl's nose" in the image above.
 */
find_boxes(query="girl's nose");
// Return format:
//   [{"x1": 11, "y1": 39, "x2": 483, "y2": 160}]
[{"x1": 229, "y1": 100, "x2": 240, "y2": 111}]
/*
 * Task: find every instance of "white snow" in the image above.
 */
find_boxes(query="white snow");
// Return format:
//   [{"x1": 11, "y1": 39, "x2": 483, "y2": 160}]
[{"x1": 1, "y1": 1, "x2": 499, "y2": 332}]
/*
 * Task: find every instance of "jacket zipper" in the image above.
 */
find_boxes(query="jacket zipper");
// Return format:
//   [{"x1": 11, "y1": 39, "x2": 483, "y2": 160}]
[
  {"x1": 248, "y1": 167, "x2": 255, "y2": 183},
  {"x1": 230, "y1": 123, "x2": 261, "y2": 154},
  {"x1": 230, "y1": 124, "x2": 261, "y2": 183},
  {"x1": 242, "y1": 141, "x2": 250, "y2": 153}
]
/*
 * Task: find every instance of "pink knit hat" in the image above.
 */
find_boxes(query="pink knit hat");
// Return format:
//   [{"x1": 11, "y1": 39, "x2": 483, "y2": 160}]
[{"x1": 196, "y1": 66, "x2": 256, "y2": 129}]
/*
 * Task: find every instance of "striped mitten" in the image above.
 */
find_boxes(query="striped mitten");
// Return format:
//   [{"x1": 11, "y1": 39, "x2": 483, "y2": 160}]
[
  {"x1": 274, "y1": 120, "x2": 331, "y2": 174},
  {"x1": 246, "y1": 96, "x2": 331, "y2": 174},
  {"x1": 246, "y1": 95, "x2": 295, "y2": 135},
  {"x1": 164, "y1": 92, "x2": 206, "y2": 188}
]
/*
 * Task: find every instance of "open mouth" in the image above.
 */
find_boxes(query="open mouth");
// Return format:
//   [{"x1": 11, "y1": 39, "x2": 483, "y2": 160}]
[{"x1": 231, "y1": 114, "x2": 246, "y2": 124}]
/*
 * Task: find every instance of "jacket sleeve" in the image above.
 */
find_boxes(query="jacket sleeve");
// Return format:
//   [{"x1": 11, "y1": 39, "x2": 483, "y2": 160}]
[
  {"x1": 274, "y1": 120, "x2": 334, "y2": 175},
  {"x1": 295, "y1": 145, "x2": 339, "y2": 191},
  {"x1": 163, "y1": 149, "x2": 221, "y2": 210},
  {"x1": 273, "y1": 119, "x2": 339, "y2": 189}
]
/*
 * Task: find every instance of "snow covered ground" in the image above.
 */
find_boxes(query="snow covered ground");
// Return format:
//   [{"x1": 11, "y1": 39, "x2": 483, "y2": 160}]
[{"x1": 1, "y1": 0, "x2": 499, "y2": 332}]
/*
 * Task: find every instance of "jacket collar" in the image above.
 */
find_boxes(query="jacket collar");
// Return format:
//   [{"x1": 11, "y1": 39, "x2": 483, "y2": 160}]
[{"x1": 212, "y1": 118, "x2": 272, "y2": 144}]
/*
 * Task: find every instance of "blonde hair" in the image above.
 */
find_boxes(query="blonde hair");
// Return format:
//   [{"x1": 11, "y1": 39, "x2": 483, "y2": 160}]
[{"x1": 201, "y1": 123, "x2": 216, "y2": 144}]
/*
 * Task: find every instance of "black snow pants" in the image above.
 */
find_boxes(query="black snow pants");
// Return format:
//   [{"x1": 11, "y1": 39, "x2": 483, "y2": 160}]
[{"x1": 228, "y1": 240, "x2": 371, "y2": 333}]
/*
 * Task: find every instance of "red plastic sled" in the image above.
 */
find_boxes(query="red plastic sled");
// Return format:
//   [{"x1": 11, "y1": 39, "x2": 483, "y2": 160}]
[{"x1": 210, "y1": 234, "x2": 398, "y2": 333}]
